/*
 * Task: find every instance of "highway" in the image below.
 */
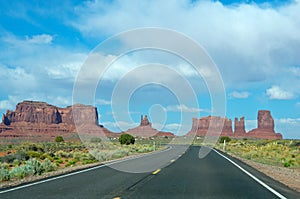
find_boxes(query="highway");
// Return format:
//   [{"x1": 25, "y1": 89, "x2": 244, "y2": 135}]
[{"x1": 0, "y1": 146, "x2": 299, "y2": 199}]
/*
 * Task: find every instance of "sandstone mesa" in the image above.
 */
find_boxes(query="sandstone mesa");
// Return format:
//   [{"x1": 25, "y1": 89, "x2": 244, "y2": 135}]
[
  {"x1": 188, "y1": 110, "x2": 282, "y2": 139},
  {"x1": 0, "y1": 101, "x2": 282, "y2": 140}
]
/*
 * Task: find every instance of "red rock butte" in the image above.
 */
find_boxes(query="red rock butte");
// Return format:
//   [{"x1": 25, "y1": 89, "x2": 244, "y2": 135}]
[
  {"x1": 0, "y1": 100, "x2": 115, "y2": 141},
  {"x1": 126, "y1": 115, "x2": 175, "y2": 138},
  {"x1": 187, "y1": 110, "x2": 282, "y2": 140}
]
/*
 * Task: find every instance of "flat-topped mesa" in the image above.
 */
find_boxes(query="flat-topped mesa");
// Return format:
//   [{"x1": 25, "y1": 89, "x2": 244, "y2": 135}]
[
  {"x1": 234, "y1": 117, "x2": 246, "y2": 136},
  {"x1": 189, "y1": 116, "x2": 233, "y2": 136},
  {"x1": 3, "y1": 101, "x2": 62, "y2": 125},
  {"x1": 0, "y1": 100, "x2": 112, "y2": 140},
  {"x1": 248, "y1": 110, "x2": 282, "y2": 139},
  {"x1": 60, "y1": 104, "x2": 99, "y2": 126},
  {"x1": 2, "y1": 101, "x2": 98, "y2": 126}
]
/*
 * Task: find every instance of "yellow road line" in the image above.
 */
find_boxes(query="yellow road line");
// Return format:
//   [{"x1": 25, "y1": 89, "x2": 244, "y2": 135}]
[{"x1": 152, "y1": 169, "x2": 161, "y2": 175}]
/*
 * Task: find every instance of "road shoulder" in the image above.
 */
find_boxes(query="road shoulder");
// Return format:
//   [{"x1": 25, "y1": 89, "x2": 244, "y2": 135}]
[{"x1": 214, "y1": 148, "x2": 300, "y2": 198}]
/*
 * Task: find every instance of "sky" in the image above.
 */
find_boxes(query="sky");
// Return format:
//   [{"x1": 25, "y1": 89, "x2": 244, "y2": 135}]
[{"x1": 0, "y1": 0, "x2": 300, "y2": 139}]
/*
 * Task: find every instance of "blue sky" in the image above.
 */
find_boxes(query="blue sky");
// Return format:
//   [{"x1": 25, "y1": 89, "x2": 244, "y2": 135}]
[{"x1": 0, "y1": 0, "x2": 300, "y2": 139}]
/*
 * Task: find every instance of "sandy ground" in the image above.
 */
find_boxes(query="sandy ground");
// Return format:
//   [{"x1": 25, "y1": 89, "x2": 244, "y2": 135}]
[{"x1": 224, "y1": 151, "x2": 300, "y2": 193}]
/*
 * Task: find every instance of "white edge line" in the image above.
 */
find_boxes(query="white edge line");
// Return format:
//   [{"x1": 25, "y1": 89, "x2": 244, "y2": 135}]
[
  {"x1": 0, "y1": 145, "x2": 173, "y2": 194},
  {"x1": 212, "y1": 148, "x2": 287, "y2": 199}
]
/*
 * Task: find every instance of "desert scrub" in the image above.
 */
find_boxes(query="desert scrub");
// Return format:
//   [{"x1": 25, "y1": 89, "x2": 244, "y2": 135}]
[
  {"x1": 217, "y1": 139, "x2": 300, "y2": 168},
  {"x1": 3, "y1": 158, "x2": 55, "y2": 181}
]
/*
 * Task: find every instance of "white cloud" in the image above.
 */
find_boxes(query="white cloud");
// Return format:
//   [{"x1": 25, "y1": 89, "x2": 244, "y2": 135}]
[
  {"x1": 245, "y1": 119, "x2": 257, "y2": 132},
  {"x1": 228, "y1": 91, "x2": 250, "y2": 99},
  {"x1": 70, "y1": 0, "x2": 300, "y2": 87},
  {"x1": 164, "y1": 123, "x2": 181, "y2": 130},
  {"x1": 0, "y1": 65, "x2": 37, "y2": 93},
  {"x1": 275, "y1": 118, "x2": 300, "y2": 139},
  {"x1": 0, "y1": 100, "x2": 14, "y2": 110},
  {"x1": 277, "y1": 118, "x2": 300, "y2": 125},
  {"x1": 165, "y1": 104, "x2": 207, "y2": 113},
  {"x1": 25, "y1": 34, "x2": 53, "y2": 44},
  {"x1": 266, "y1": 85, "x2": 295, "y2": 100},
  {"x1": 102, "y1": 121, "x2": 138, "y2": 131},
  {"x1": 96, "y1": 98, "x2": 111, "y2": 105},
  {"x1": 288, "y1": 66, "x2": 300, "y2": 77}
]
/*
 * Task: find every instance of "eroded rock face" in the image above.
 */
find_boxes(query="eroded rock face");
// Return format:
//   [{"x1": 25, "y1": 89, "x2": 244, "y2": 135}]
[
  {"x1": 140, "y1": 115, "x2": 150, "y2": 126},
  {"x1": 127, "y1": 115, "x2": 174, "y2": 138},
  {"x1": 188, "y1": 110, "x2": 282, "y2": 140},
  {"x1": 234, "y1": 117, "x2": 246, "y2": 135},
  {"x1": 0, "y1": 101, "x2": 111, "y2": 140},
  {"x1": 189, "y1": 116, "x2": 233, "y2": 136},
  {"x1": 3, "y1": 101, "x2": 62, "y2": 125},
  {"x1": 248, "y1": 110, "x2": 282, "y2": 139},
  {"x1": 2, "y1": 101, "x2": 98, "y2": 126},
  {"x1": 257, "y1": 110, "x2": 274, "y2": 130}
]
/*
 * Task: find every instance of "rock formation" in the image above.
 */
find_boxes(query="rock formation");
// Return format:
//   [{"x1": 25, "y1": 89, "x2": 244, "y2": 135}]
[
  {"x1": 127, "y1": 115, "x2": 174, "y2": 138},
  {"x1": 234, "y1": 117, "x2": 246, "y2": 136},
  {"x1": 140, "y1": 115, "x2": 150, "y2": 126},
  {"x1": 247, "y1": 110, "x2": 282, "y2": 139},
  {"x1": 189, "y1": 116, "x2": 233, "y2": 137},
  {"x1": 0, "y1": 100, "x2": 114, "y2": 141},
  {"x1": 2, "y1": 101, "x2": 98, "y2": 126},
  {"x1": 188, "y1": 110, "x2": 282, "y2": 140}
]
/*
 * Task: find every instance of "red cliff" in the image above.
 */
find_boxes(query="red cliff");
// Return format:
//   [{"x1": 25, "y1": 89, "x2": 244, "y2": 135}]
[
  {"x1": 127, "y1": 115, "x2": 174, "y2": 138},
  {"x1": 188, "y1": 110, "x2": 282, "y2": 140},
  {"x1": 0, "y1": 101, "x2": 114, "y2": 141},
  {"x1": 247, "y1": 110, "x2": 282, "y2": 139}
]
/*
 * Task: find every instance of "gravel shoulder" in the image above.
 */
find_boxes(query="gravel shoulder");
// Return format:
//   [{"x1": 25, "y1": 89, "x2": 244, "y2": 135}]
[{"x1": 222, "y1": 150, "x2": 300, "y2": 193}]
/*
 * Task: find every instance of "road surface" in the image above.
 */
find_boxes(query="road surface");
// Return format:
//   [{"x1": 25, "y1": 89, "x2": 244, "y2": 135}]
[{"x1": 0, "y1": 146, "x2": 299, "y2": 199}]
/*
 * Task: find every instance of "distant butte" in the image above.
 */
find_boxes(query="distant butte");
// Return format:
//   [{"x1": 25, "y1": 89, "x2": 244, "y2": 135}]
[
  {"x1": 0, "y1": 100, "x2": 115, "y2": 141},
  {"x1": 187, "y1": 110, "x2": 282, "y2": 140},
  {"x1": 0, "y1": 101, "x2": 283, "y2": 140},
  {"x1": 126, "y1": 115, "x2": 175, "y2": 138}
]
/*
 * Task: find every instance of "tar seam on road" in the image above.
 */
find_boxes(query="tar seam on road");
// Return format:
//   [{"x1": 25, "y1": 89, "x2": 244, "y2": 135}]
[
  {"x1": 0, "y1": 146, "x2": 173, "y2": 194},
  {"x1": 212, "y1": 149, "x2": 287, "y2": 199}
]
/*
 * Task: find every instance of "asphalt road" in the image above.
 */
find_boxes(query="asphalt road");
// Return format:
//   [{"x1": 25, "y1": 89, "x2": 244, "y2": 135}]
[{"x1": 0, "y1": 146, "x2": 299, "y2": 199}]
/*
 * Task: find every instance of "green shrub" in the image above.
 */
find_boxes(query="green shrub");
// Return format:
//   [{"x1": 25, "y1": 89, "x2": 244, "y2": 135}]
[
  {"x1": 27, "y1": 151, "x2": 42, "y2": 158},
  {"x1": 26, "y1": 158, "x2": 44, "y2": 175},
  {"x1": 55, "y1": 136, "x2": 64, "y2": 143},
  {"x1": 90, "y1": 137, "x2": 102, "y2": 143},
  {"x1": 65, "y1": 159, "x2": 77, "y2": 167},
  {"x1": 0, "y1": 150, "x2": 29, "y2": 163},
  {"x1": 290, "y1": 141, "x2": 300, "y2": 147},
  {"x1": 55, "y1": 158, "x2": 63, "y2": 164},
  {"x1": 0, "y1": 168, "x2": 10, "y2": 181},
  {"x1": 42, "y1": 158, "x2": 54, "y2": 172},
  {"x1": 219, "y1": 136, "x2": 231, "y2": 143},
  {"x1": 119, "y1": 134, "x2": 135, "y2": 145}
]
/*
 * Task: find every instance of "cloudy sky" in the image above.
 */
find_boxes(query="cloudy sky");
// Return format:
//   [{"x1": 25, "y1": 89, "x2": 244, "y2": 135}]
[{"x1": 0, "y1": 0, "x2": 300, "y2": 138}]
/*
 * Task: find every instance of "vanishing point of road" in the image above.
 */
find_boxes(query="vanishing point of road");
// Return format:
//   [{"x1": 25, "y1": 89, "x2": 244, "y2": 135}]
[{"x1": 0, "y1": 145, "x2": 299, "y2": 199}]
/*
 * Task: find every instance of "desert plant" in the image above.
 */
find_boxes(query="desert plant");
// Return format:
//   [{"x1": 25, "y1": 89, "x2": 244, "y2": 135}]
[
  {"x1": 90, "y1": 137, "x2": 102, "y2": 143},
  {"x1": 219, "y1": 136, "x2": 231, "y2": 143},
  {"x1": 26, "y1": 158, "x2": 44, "y2": 175},
  {"x1": 119, "y1": 134, "x2": 135, "y2": 145},
  {"x1": 42, "y1": 158, "x2": 55, "y2": 172},
  {"x1": 0, "y1": 168, "x2": 10, "y2": 181},
  {"x1": 55, "y1": 136, "x2": 64, "y2": 143}
]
